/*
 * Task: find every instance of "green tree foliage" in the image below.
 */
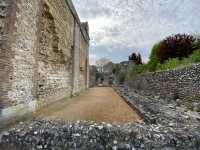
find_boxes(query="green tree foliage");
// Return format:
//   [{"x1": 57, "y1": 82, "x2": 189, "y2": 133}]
[
  {"x1": 118, "y1": 35, "x2": 200, "y2": 79},
  {"x1": 192, "y1": 38, "x2": 200, "y2": 50},
  {"x1": 118, "y1": 71, "x2": 126, "y2": 83},
  {"x1": 127, "y1": 64, "x2": 148, "y2": 79},
  {"x1": 112, "y1": 64, "x2": 121, "y2": 74},
  {"x1": 188, "y1": 49, "x2": 200, "y2": 63},
  {"x1": 129, "y1": 53, "x2": 143, "y2": 65},
  {"x1": 156, "y1": 58, "x2": 181, "y2": 70},
  {"x1": 112, "y1": 64, "x2": 126, "y2": 84},
  {"x1": 147, "y1": 43, "x2": 160, "y2": 71}
]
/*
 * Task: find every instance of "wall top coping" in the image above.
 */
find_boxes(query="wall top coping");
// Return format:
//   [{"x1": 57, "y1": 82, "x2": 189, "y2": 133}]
[{"x1": 65, "y1": 0, "x2": 90, "y2": 43}]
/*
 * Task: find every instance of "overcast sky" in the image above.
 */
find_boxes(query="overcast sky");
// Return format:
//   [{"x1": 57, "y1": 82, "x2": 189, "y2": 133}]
[{"x1": 72, "y1": 0, "x2": 200, "y2": 65}]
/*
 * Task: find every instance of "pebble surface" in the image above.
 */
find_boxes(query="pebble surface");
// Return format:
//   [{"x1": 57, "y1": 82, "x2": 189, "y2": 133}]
[{"x1": 0, "y1": 119, "x2": 200, "y2": 150}]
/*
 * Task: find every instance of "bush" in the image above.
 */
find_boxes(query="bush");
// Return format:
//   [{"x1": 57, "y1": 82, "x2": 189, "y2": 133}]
[
  {"x1": 189, "y1": 49, "x2": 200, "y2": 63},
  {"x1": 147, "y1": 43, "x2": 160, "y2": 71},
  {"x1": 118, "y1": 71, "x2": 126, "y2": 83},
  {"x1": 156, "y1": 58, "x2": 181, "y2": 70},
  {"x1": 192, "y1": 38, "x2": 200, "y2": 50},
  {"x1": 155, "y1": 34, "x2": 195, "y2": 63},
  {"x1": 127, "y1": 64, "x2": 148, "y2": 78},
  {"x1": 112, "y1": 64, "x2": 121, "y2": 74}
]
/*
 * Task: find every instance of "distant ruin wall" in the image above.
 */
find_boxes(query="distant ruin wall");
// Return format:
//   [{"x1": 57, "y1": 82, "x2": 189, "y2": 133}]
[
  {"x1": 0, "y1": 0, "x2": 89, "y2": 122},
  {"x1": 89, "y1": 66, "x2": 97, "y2": 87},
  {"x1": 128, "y1": 64, "x2": 200, "y2": 109},
  {"x1": 72, "y1": 22, "x2": 81, "y2": 95}
]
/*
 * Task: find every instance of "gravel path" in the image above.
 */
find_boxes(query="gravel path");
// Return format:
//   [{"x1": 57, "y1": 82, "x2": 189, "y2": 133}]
[{"x1": 35, "y1": 87, "x2": 141, "y2": 123}]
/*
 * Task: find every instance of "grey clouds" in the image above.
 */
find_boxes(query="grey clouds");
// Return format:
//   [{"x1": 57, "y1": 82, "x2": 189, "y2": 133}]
[{"x1": 72, "y1": 0, "x2": 200, "y2": 64}]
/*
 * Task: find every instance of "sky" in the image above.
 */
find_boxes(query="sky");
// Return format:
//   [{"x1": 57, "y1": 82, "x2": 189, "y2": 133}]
[{"x1": 72, "y1": 0, "x2": 200, "y2": 65}]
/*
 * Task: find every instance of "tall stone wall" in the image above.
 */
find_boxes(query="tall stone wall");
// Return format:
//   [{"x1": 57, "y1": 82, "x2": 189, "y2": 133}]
[
  {"x1": 9, "y1": 0, "x2": 39, "y2": 106},
  {"x1": 37, "y1": 1, "x2": 74, "y2": 102},
  {"x1": 89, "y1": 66, "x2": 97, "y2": 87},
  {"x1": 128, "y1": 64, "x2": 200, "y2": 109},
  {"x1": 0, "y1": 0, "x2": 89, "y2": 122},
  {"x1": 72, "y1": 22, "x2": 81, "y2": 95},
  {"x1": 0, "y1": 0, "x2": 40, "y2": 120},
  {"x1": 0, "y1": 0, "x2": 13, "y2": 109},
  {"x1": 79, "y1": 27, "x2": 89, "y2": 91}
]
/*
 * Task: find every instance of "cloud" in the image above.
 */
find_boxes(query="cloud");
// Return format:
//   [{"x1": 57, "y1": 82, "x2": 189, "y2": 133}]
[
  {"x1": 72, "y1": 0, "x2": 200, "y2": 64},
  {"x1": 89, "y1": 54, "x2": 98, "y2": 65}
]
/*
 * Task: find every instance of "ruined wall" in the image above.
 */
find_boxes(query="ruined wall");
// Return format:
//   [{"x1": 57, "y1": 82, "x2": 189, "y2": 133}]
[
  {"x1": 9, "y1": 0, "x2": 39, "y2": 106},
  {"x1": 128, "y1": 64, "x2": 200, "y2": 109},
  {"x1": 72, "y1": 22, "x2": 81, "y2": 95},
  {"x1": 0, "y1": 0, "x2": 89, "y2": 122},
  {"x1": 89, "y1": 66, "x2": 97, "y2": 87},
  {"x1": 79, "y1": 31, "x2": 89, "y2": 91},
  {"x1": 0, "y1": 0, "x2": 13, "y2": 109},
  {"x1": 0, "y1": 0, "x2": 40, "y2": 111},
  {"x1": 37, "y1": 1, "x2": 74, "y2": 101}
]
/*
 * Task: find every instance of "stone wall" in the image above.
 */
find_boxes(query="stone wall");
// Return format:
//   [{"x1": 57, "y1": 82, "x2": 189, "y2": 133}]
[
  {"x1": 103, "y1": 62, "x2": 113, "y2": 86},
  {"x1": 89, "y1": 65, "x2": 97, "y2": 87},
  {"x1": 128, "y1": 64, "x2": 200, "y2": 109},
  {"x1": 0, "y1": 0, "x2": 89, "y2": 122},
  {"x1": 37, "y1": 1, "x2": 74, "y2": 101},
  {"x1": 79, "y1": 28, "x2": 89, "y2": 91},
  {"x1": 0, "y1": 0, "x2": 13, "y2": 109},
  {"x1": 72, "y1": 22, "x2": 81, "y2": 95}
]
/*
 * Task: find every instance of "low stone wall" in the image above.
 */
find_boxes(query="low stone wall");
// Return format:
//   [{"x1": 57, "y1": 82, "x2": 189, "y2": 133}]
[
  {"x1": 128, "y1": 64, "x2": 200, "y2": 110},
  {"x1": 115, "y1": 85, "x2": 200, "y2": 126}
]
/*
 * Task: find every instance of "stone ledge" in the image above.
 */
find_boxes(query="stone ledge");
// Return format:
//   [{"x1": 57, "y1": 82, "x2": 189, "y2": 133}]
[{"x1": 64, "y1": 0, "x2": 90, "y2": 43}]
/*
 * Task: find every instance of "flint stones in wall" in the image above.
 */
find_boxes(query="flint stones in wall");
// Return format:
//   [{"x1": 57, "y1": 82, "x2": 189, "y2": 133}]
[
  {"x1": 0, "y1": 0, "x2": 89, "y2": 124},
  {"x1": 128, "y1": 64, "x2": 200, "y2": 110}
]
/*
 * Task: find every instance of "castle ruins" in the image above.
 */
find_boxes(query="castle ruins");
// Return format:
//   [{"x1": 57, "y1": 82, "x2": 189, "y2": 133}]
[{"x1": 0, "y1": 0, "x2": 89, "y2": 122}]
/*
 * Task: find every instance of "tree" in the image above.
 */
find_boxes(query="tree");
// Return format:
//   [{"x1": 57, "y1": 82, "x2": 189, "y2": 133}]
[
  {"x1": 147, "y1": 43, "x2": 160, "y2": 71},
  {"x1": 155, "y1": 34, "x2": 195, "y2": 63},
  {"x1": 129, "y1": 52, "x2": 142, "y2": 65}
]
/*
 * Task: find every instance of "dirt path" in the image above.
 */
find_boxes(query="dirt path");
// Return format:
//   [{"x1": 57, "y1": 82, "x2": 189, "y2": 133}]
[{"x1": 35, "y1": 87, "x2": 142, "y2": 123}]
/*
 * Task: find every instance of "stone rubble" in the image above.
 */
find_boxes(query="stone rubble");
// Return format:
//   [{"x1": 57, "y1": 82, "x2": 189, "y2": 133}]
[
  {"x1": 115, "y1": 85, "x2": 200, "y2": 127},
  {"x1": 0, "y1": 119, "x2": 200, "y2": 150}
]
